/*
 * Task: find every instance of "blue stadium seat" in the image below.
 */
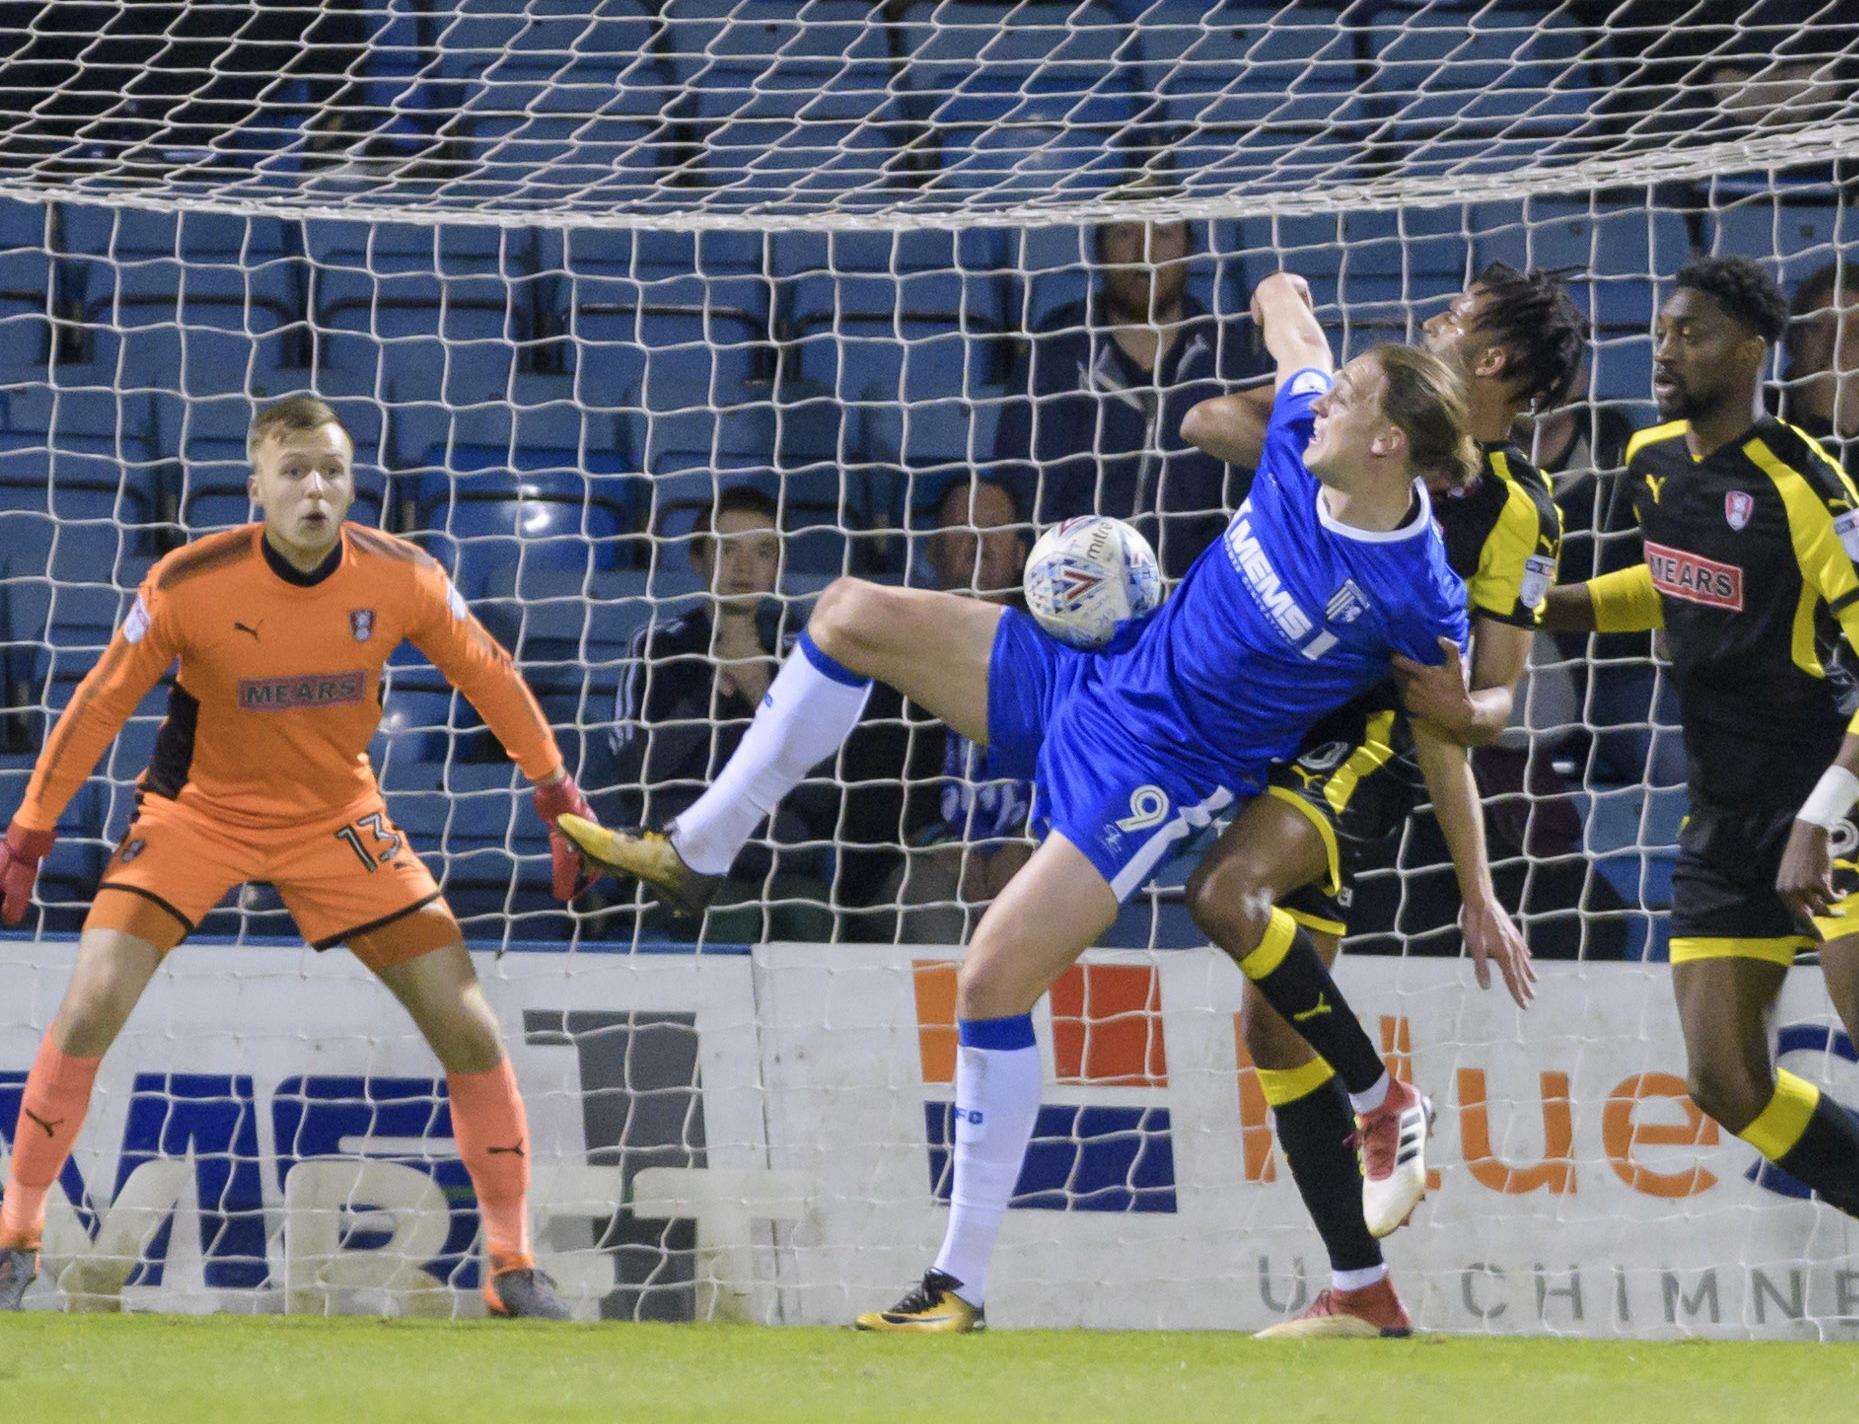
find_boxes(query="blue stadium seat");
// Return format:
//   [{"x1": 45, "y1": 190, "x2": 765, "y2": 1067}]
[
  {"x1": 1366, "y1": 4, "x2": 1602, "y2": 174},
  {"x1": 410, "y1": 401, "x2": 641, "y2": 586},
  {"x1": 1139, "y1": 2, "x2": 1364, "y2": 194},
  {"x1": 662, "y1": 0, "x2": 904, "y2": 205},
  {"x1": 1472, "y1": 199, "x2": 1693, "y2": 326},
  {"x1": 778, "y1": 229, "x2": 1012, "y2": 405},
  {"x1": 1709, "y1": 195, "x2": 1849, "y2": 293},
  {"x1": 305, "y1": 218, "x2": 526, "y2": 409},
  {"x1": 60, "y1": 207, "x2": 308, "y2": 394},
  {"x1": 1233, "y1": 207, "x2": 1461, "y2": 337},
  {"x1": 0, "y1": 199, "x2": 56, "y2": 388},
  {"x1": 561, "y1": 230, "x2": 773, "y2": 417},
  {"x1": 895, "y1": 1, "x2": 1139, "y2": 200},
  {"x1": 438, "y1": 2, "x2": 665, "y2": 205},
  {"x1": 0, "y1": 389, "x2": 164, "y2": 603}
]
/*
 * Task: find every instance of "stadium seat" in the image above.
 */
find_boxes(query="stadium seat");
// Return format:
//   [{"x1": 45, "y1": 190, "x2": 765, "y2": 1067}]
[
  {"x1": 1139, "y1": 2, "x2": 1366, "y2": 194},
  {"x1": 1365, "y1": 4, "x2": 1603, "y2": 175},
  {"x1": 661, "y1": 0, "x2": 905, "y2": 204},
  {"x1": 437, "y1": 2, "x2": 666, "y2": 206},
  {"x1": 777, "y1": 229, "x2": 1012, "y2": 407},
  {"x1": 305, "y1": 218, "x2": 532, "y2": 410},
  {"x1": 562, "y1": 230, "x2": 774, "y2": 418},
  {"x1": 0, "y1": 388, "x2": 165, "y2": 604},
  {"x1": 410, "y1": 400, "x2": 640, "y2": 586},
  {"x1": 0, "y1": 199, "x2": 58, "y2": 389},
  {"x1": 1472, "y1": 198, "x2": 1693, "y2": 326},
  {"x1": 895, "y1": 1, "x2": 1140, "y2": 200},
  {"x1": 60, "y1": 206, "x2": 308, "y2": 394},
  {"x1": 1709, "y1": 195, "x2": 1850, "y2": 292}
]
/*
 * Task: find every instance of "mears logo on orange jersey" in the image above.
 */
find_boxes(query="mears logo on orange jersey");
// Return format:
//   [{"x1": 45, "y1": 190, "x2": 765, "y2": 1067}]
[
  {"x1": 1644, "y1": 540, "x2": 1743, "y2": 611},
  {"x1": 237, "y1": 672, "x2": 366, "y2": 711}
]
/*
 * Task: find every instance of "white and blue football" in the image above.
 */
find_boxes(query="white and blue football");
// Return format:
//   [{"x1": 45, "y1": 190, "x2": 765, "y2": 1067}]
[{"x1": 1023, "y1": 515, "x2": 1163, "y2": 649}]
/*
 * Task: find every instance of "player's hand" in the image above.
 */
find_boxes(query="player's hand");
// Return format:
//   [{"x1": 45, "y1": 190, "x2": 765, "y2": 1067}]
[
  {"x1": 0, "y1": 821, "x2": 54, "y2": 926},
  {"x1": 1778, "y1": 818, "x2": 1837, "y2": 930},
  {"x1": 1462, "y1": 891, "x2": 1535, "y2": 1009},
  {"x1": 1393, "y1": 638, "x2": 1476, "y2": 742},
  {"x1": 532, "y1": 774, "x2": 595, "y2": 902},
  {"x1": 1250, "y1": 271, "x2": 1314, "y2": 326}
]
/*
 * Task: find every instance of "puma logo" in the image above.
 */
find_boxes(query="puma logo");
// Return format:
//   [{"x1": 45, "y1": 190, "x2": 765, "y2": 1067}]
[
  {"x1": 21, "y1": 1107, "x2": 61, "y2": 1138},
  {"x1": 1292, "y1": 995, "x2": 1332, "y2": 1024},
  {"x1": 487, "y1": 1141, "x2": 525, "y2": 1158},
  {"x1": 1643, "y1": 474, "x2": 1665, "y2": 505},
  {"x1": 233, "y1": 621, "x2": 262, "y2": 641}
]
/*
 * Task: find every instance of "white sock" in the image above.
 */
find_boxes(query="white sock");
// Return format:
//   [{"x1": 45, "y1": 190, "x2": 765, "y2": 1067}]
[
  {"x1": 1333, "y1": 1264, "x2": 1389, "y2": 1293},
  {"x1": 669, "y1": 630, "x2": 872, "y2": 876},
  {"x1": 931, "y1": 1016, "x2": 1042, "y2": 1308},
  {"x1": 1347, "y1": 1071, "x2": 1391, "y2": 1116}
]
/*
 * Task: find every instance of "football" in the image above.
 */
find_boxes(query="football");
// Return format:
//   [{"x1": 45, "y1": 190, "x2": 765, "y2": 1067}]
[{"x1": 1023, "y1": 515, "x2": 1164, "y2": 649}]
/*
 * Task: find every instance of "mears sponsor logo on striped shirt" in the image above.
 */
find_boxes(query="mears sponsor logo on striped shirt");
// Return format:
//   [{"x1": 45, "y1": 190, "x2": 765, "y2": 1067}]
[
  {"x1": 1644, "y1": 540, "x2": 1743, "y2": 612},
  {"x1": 237, "y1": 672, "x2": 366, "y2": 710}
]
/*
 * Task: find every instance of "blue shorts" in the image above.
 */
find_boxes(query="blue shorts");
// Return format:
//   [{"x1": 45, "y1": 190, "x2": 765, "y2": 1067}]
[{"x1": 986, "y1": 608, "x2": 1237, "y2": 901}]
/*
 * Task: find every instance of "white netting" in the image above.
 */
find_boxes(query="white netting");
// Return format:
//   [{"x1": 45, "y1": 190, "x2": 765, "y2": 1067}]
[
  {"x1": 0, "y1": 1, "x2": 1852, "y2": 226},
  {"x1": 2, "y1": 0, "x2": 1859, "y2": 1331}
]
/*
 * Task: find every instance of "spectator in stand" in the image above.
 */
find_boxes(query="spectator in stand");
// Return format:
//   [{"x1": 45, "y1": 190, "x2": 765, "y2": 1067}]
[
  {"x1": 610, "y1": 487, "x2": 832, "y2": 941},
  {"x1": 994, "y1": 215, "x2": 1270, "y2": 578},
  {"x1": 1785, "y1": 261, "x2": 1859, "y2": 475},
  {"x1": 881, "y1": 479, "x2": 1036, "y2": 943}
]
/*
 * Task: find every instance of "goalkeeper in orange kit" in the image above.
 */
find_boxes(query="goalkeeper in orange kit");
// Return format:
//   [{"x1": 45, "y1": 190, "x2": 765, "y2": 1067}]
[{"x1": 0, "y1": 396, "x2": 595, "y2": 1318}]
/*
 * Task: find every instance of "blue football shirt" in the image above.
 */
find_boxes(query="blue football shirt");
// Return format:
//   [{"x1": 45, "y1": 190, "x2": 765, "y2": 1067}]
[{"x1": 1057, "y1": 367, "x2": 1470, "y2": 792}]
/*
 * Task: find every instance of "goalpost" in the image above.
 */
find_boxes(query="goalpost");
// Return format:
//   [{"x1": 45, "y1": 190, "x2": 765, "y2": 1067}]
[{"x1": 0, "y1": 0, "x2": 1857, "y2": 1333}]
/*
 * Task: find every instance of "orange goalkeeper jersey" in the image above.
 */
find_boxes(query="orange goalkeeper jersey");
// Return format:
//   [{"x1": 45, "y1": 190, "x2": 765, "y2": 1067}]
[{"x1": 16, "y1": 523, "x2": 564, "y2": 833}]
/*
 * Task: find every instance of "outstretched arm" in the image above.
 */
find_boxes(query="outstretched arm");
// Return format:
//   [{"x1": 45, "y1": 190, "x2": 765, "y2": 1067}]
[
  {"x1": 1180, "y1": 382, "x2": 1276, "y2": 469},
  {"x1": 1541, "y1": 564, "x2": 1662, "y2": 634},
  {"x1": 1411, "y1": 719, "x2": 1535, "y2": 1008},
  {"x1": 408, "y1": 565, "x2": 593, "y2": 898},
  {"x1": 16, "y1": 584, "x2": 175, "y2": 834},
  {"x1": 1250, "y1": 272, "x2": 1333, "y2": 389}
]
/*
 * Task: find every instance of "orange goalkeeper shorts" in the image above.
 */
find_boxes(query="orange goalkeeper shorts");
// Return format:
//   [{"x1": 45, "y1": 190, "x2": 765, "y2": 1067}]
[{"x1": 86, "y1": 791, "x2": 459, "y2": 970}]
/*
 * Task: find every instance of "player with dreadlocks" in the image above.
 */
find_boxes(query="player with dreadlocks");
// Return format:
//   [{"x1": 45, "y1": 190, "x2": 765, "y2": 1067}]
[{"x1": 1179, "y1": 262, "x2": 1589, "y2": 1338}]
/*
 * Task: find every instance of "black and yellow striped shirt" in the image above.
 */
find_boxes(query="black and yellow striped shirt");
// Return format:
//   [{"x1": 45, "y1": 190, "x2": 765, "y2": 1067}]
[
  {"x1": 1604, "y1": 415, "x2": 1859, "y2": 811},
  {"x1": 1292, "y1": 442, "x2": 1563, "y2": 761}
]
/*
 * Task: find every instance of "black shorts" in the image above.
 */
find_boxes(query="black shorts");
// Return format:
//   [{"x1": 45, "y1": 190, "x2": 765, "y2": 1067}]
[
  {"x1": 1669, "y1": 800, "x2": 1859, "y2": 966},
  {"x1": 1266, "y1": 705, "x2": 1418, "y2": 936}
]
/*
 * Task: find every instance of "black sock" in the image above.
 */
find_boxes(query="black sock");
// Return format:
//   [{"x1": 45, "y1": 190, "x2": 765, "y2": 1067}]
[
  {"x1": 1767, "y1": 1084, "x2": 1859, "y2": 1217},
  {"x1": 1272, "y1": 1075, "x2": 1382, "y2": 1273},
  {"x1": 1240, "y1": 910, "x2": 1386, "y2": 1097}
]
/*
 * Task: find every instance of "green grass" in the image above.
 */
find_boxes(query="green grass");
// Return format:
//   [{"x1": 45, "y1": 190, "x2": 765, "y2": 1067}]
[{"x1": 4, "y1": 1316, "x2": 1856, "y2": 1424}]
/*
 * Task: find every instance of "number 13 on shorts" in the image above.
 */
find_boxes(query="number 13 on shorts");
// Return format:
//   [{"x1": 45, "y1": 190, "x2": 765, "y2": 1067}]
[{"x1": 333, "y1": 811, "x2": 403, "y2": 873}]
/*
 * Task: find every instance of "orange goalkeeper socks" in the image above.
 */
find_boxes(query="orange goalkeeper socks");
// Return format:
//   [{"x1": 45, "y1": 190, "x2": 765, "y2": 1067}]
[
  {"x1": 446, "y1": 1059, "x2": 533, "y2": 1262},
  {"x1": 1, "y1": 1037, "x2": 103, "y2": 1248}
]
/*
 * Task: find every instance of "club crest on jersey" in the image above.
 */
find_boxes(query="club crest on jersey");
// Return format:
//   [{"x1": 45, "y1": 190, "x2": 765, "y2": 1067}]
[
  {"x1": 349, "y1": 609, "x2": 374, "y2": 642},
  {"x1": 1724, "y1": 491, "x2": 1753, "y2": 531},
  {"x1": 1325, "y1": 580, "x2": 1368, "y2": 624}
]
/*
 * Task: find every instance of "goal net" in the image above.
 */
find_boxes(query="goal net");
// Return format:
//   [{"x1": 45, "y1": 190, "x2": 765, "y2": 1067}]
[{"x1": 1, "y1": 0, "x2": 1858, "y2": 1332}]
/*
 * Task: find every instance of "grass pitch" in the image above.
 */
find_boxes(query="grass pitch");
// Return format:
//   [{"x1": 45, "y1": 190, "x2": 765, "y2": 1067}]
[{"x1": 4, "y1": 1315, "x2": 1855, "y2": 1424}]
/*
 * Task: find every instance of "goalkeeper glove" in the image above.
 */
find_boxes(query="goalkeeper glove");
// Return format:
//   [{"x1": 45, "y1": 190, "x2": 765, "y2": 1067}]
[
  {"x1": 532, "y1": 774, "x2": 594, "y2": 902},
  {"x1": 0, "y1": 821, "x2": 54, "y2": 926}
]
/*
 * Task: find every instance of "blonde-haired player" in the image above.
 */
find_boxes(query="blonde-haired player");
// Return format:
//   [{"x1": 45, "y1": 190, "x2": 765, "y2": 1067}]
[{"x1": 0, "y1": 396, "x2": 595, "y2": 1318}]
